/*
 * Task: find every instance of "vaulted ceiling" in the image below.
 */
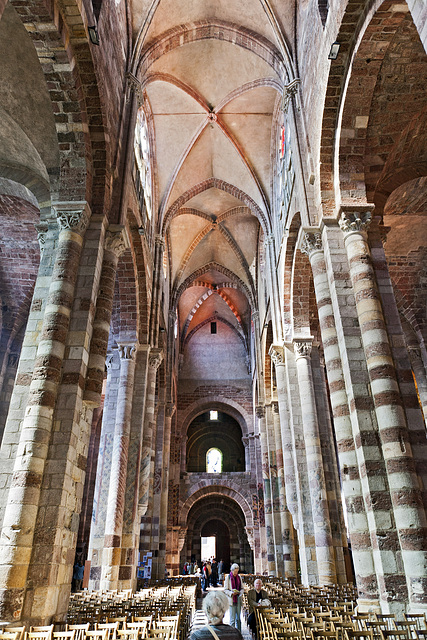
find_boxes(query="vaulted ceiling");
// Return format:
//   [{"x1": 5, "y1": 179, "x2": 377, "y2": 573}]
[{"x1": 132, "y1": 0, "x2": 288, "y2": 347}]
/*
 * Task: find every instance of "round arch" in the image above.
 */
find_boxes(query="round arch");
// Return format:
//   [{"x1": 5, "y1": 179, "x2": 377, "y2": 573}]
[{"x1": 178, "y1": 397, "x2": 253, "y2": 439}]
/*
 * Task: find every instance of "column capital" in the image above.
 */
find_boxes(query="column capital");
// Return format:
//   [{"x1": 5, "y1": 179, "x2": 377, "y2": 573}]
[
  {"x1": 155, "y1": 234, "x2": 165, "y2": 249},
  {"x1": 52, "y1": 201, "x2": 90, "y2": 235},
  {"x1": 106, "y1": 352, "x2": 114, "y2": 370},
  {"x1": 149, "y1": 347, "x2": 164, "y2": 370},
  {"x1": 264, "y1": 232, "x2": 275, "y2": 247},
  {"x1": 255, "y1": 405, "x2": 265, "y2": 419},
  {"x1": 126, "y1": 71, "x2": 144, "y2": 107},
  {"x1": 35, "y1": 222, "x2": 48, "y2": 251},
  {"x1": 293, "y1": 339, "x2": 313, "y2": 359},
  {"x1": 105, "y1": 225, "x2": 129, "y2": 257},
  {"x1": 269, "y1": 344, "x2": 285, "y2": 366},
  {"x1": 118, "y1": 343, "x2": 137, "y2": 360},
  {"x1": 300, "y1": 228, "x2": 323, "y2": 258},
  {"x1": 272, "y1": 400, "x2": 279, "y2": 414},
  {"x1": 282, "y1": 78, "x2": 300, "y2": 114},
  {"x1": 338, "y1": 205, "x2": 374, "y2": 237}
]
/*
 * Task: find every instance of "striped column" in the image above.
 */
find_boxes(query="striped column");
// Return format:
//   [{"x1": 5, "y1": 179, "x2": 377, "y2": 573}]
[
  {"x1": 139, "y1": 348, "x2": 163, "y2": 556},
  {"x1": 257, "y1": 404, "x2": 277, "y2": 575},
  {"x1": 293, "y1": 339, "x2": 337, "y2": 584},
  {"x1": 270, "y1": 346, "x2": 299, "y2": 581},
  {"x1": 88, "y1": 351, "x2": 118, "y2": 589},
  {"x1": 101, "y1": 343, "x2": 137, "y2": 590},
  {"x1": 247, "y1": 431, "x2": 267, "y2": 574},
  {"x1": 84, "y1": 226, "x2": 129, "y2": 406},
  {"x1": 0, "y1": 202, "x2": 90, "y2": 621},
  {"x1": 300, "y1": 230, "x2": 378, "y2": 603},
  {"x1": 339, "y1": 208, "x2": 427, "y2": 613},
  {"x1": 266, "y1": 402, "x2": 285, "y2": 576}
]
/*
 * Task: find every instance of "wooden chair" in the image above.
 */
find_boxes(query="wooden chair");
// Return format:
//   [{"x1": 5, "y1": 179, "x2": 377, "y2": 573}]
[
  {"x1": 380, "y1": 632, "x2": 410, "y2": 640},
  {"x1": 96, "y1": 623, "x2": 120, "y2": 640},
  {"x1": 375, "y1": 617, "x2": 397, "y2": 632},
  {"x1": 0, "y1": 632, "x2": 20, "y2": 640},
  {"x1": 404, "y1": 618, "x2": 427, "y2": 632},
  {"x1": 65, "y1": 624, "x2": 90, "y2": 640},
  {"x1": 344, "y1": 630, "x2": 375, "y2": 640},
  {"x1": 52, "y1": 631, "x2": 76, "y2": 640},
  {"x1": 2, "y1": 628, "x2": 25, "y2": 640}
]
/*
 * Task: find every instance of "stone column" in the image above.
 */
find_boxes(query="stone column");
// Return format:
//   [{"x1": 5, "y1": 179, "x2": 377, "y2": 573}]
[
  {"x1": 0, "y1": 202, "x2": 90, "y2": 621},
  {"x1": 293, "y1": 339, "x2": 337, "y2": 584},
  {"x1": 256, "y1": 404, "x2": 277, "y2": 575},
  {"x1": 269, "y1": 347, "x2": 298, "y2": 580},
  {"x1": 139, "y1": 348, "x2": 163, "y2": 556},
  {"x1": 246, "y1": 432, "x2": 266, "y2": 574},
  {"x1": 300, "y1": 229, "x2": 376, "y2": 599},
  {"x1": 265, "y1": 402, "x2": 284, "y2": 576},
  {"x1": 339, "y1": 208, "x2": 427, "y2": 614},
  {"x1": 88, "y1": 351, "x2": 118, "y2": 589},
  {"x1": 84, "y1": 226, "x2": 129, "y2": 406},
  {"x1": 100, "y1": 343, "x2": 137, "y2": 590}
]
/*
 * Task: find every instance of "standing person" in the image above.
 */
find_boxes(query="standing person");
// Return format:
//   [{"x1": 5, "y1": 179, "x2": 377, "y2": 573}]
[
  {"x1": 72, "y1": 561, "x2": 84, "y2": 592},
  {"x1": 189, "y1": 590, "x2": 243, "y2": 640},
  {"x1": 224, "y1": 563, "x2": 244, "y2": 631},
  {"x1": 218, "y1": 559, "x2": 224, "y2": 584},
  {"x1": 247, "y1": 578, "x2": 271, "y2": 638},
  {"x1": 211, "y1": 559, "x2": 218, "y2": 586}
]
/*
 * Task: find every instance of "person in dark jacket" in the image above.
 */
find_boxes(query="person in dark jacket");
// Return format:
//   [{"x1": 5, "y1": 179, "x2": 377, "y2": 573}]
[{"x1": 247, "y1": 578, "x2": 270, "y2": 638}]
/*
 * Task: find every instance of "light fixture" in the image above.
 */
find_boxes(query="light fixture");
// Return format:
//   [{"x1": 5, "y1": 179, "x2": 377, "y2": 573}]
[
  {"x1": 88, "y1": 26, "x2": 100, "y2": 45},
  {"x1": 328, "y1": 41, "x2": 340, "y2": 60}
]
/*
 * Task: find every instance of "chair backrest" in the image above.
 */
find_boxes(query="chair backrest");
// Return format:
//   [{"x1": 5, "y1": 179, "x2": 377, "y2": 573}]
[{"x1": 4, "y1": 627, "x2": 26, "y2": 640}]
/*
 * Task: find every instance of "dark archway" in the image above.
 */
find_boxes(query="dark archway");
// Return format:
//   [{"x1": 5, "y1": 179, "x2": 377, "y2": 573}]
[
  {"x1": 182, "y1": 494, "x2": 253, "y2": 574},
  {"x1": 186, "y1": 410, "x2": 245, "y2": 472}
]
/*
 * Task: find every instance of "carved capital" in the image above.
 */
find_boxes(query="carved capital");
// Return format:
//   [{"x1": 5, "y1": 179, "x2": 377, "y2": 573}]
[
  {"x1": 126, "y1": 72, "x2": 143, "y2": 107},
  {"x1": 8, "y1": 352, "x2": 19, "y2": 368},
  {"x1": 106, "y1": 352, "x2": 114, "y2": 370},
  {"x1": 255, "y1": 405, "x2": 265, "y2": 419},
  {"x1": 282, "y1": 78, "x2": 300, "y2": 114},
  {"x1": 149, "y1": 348, "x2": 164, "y2": 370},
  {"x1": 339, "y1": 210, "x2": 372, "y2": 236},
  {"x1": 293, "y1": 340, "x2": 312, "y2": 359},
  {"x1": 300, "y1": 231, "x2": 322, "y2": 257},
  {"x1": 105, "y1": 225, "x2": 129, "y2": 258},
  {"x1": 272, "y1": 401, "x2": 279, "y2": 414},
  {"x1": 269, "y1": 344, "x2": 285, "y2": 366},
  {"x1": 53, "y1": 201, "x2": 90, "y2": 235},
  {"x1": 118, "y1": 343, "x2": 137, "y2": 360},
  {"x1": 35, "y1": 223, "x2": 48, "y2": 251},
  {"x1": 264, "y1": 233, "x2": 275, "y2": 248},
  {"x1": 155, "y1": 234, "x2": 165, "y2": 250}
]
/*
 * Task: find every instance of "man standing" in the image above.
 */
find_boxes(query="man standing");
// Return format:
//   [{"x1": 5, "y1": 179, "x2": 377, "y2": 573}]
[{"x1": 247, "y1": 578, "x2": 270, "y2": 638}]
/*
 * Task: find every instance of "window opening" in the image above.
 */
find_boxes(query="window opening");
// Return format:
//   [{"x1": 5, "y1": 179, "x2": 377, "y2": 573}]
[
  {"x1": 134, "y1": 108, "x2": 152, "y2": 231},
  {"x1": 210, "y1": 410, "x2": 218, "y2": 421},
  {"x1": 206, "y1": 447, "x2": 222, "y2": 473},
  {"x1": 211, "y1": 321, "x2": 217, "y2": 334},
  {"x1": 279, "y1": 123, "x2": 294, "y2": 229}
]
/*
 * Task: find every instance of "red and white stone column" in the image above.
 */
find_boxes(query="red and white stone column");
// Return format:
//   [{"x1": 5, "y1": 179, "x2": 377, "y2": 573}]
[
  {"x1": 301, "y1": 229, "x2": 379, "y2": 604},
  {"x1": 0, "y1": 202, "x2": 90, "y2": 622},
  {"x1": 339, "y1": 208, "x2": 427, "y2": 614},
  {"x1": 101, "y1": 343, "x2": 137, "y2": 590},
  {"x1": 293, "y1": 338, "x2": 337, "y2": 584}
]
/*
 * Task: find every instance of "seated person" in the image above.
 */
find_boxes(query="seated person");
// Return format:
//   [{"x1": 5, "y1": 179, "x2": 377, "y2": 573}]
[{"x1": 247, "y1": 578, "x2": 270, "y2": 638}]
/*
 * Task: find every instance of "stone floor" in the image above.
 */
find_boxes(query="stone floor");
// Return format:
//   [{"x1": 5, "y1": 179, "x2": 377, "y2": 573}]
[{"x1": 188, "y1": 587, "x2": 252, "y2": 640}]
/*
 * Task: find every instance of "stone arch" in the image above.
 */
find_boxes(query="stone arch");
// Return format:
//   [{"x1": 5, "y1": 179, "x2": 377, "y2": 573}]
[
  {"x1": 282, "y1": 213, "x2": 301, "y2": 338},
  {"x1": 173, "y1": 262, "x2": 255, "y2": 310},
  {"x1": 135, "y1": 20, "x2": 286, "y2": 80},
  {"x1": 161, "y1": 177, "x2": 269, "y2": 236},
  {"x1": 7, "y1": 0, "x2": 109, "y2": 211},
  {"x1": 179, "y1": 484, "x2": 254, "y2": 529},
  {"x1": 127, "y1": 212, "x2": 151, "y2": 345},
  {"x1": 319, "y1": 0, "x2": 426, "y2": 216},
  {"x1": 178, "y1": 397, "x2": 253, "y2": 439}
]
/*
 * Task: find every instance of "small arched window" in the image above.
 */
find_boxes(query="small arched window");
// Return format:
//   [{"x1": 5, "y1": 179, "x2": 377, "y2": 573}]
[{"x1": 206, "y1": 448, "x2": 222, "y2": 473}]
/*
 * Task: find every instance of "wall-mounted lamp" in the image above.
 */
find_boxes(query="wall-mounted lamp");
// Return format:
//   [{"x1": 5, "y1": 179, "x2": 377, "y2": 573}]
[
  {"x1": 138, "y1": 226, "x2": 145, "y2": 236},
  {"x1": 328, "y1": 42, "x2": 340, "y2": 60},
  {"x1": 88, "y1": 26, "x2": 100, "y2": 45}
]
